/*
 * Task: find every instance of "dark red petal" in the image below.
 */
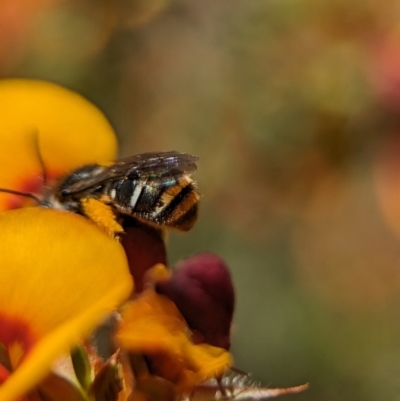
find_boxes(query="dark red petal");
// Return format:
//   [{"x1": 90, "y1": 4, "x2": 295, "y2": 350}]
[
  {"x1": 156, "y1": 252, "x2": 235, "y2": 350},
  {"x1": 121, "y1": 218, "x2": 167, "y2": 293},
  {"x1": 0, "y1": 314, "x2": 36, "y2": 350}
]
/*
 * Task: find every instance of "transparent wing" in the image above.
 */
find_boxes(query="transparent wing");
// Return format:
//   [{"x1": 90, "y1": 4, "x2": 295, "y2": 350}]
[
  {"x1": 111, "y1": 151, "x2": 198, "y2": 177},
  {"x1": 64, "y1": 151, "x2": 198, "y2": 195}
]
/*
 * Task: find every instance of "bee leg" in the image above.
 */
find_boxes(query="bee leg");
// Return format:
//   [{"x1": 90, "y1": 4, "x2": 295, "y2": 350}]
[{"x1": 80, "y1": 198, "x2": 124, "y2": 237}]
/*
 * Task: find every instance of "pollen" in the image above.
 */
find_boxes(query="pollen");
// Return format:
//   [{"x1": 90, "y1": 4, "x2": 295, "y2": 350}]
[{"x1": 81, "y1": 198, "x2": 124, "y2": 237}]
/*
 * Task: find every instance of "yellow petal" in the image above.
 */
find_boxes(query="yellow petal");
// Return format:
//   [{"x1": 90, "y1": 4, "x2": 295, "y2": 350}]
[
  {"x1": 0, "y1": 207, "x2": 133, "y2": 401},
  {"x1": 117, "y1": 290, "x2": 232, "y2": 392},
  {"x1": 0, "y1": 79, "x2": 117, "y2": 210},
  {"x1": 185, "y1": 343, "x2": 232, "y2": 379}
]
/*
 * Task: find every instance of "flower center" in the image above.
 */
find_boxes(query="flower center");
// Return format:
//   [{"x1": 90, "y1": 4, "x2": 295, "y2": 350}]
[{"x1": 0, "y1": 313, "x2": 36, "y2": 373}]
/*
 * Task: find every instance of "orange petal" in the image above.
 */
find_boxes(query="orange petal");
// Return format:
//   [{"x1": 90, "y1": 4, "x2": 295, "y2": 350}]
[
  {"x1": 0, "y1": 207, "x2": 133, "y2": 401},
  {"x1": 117, "y1": 289, "x2": 232, "y2": 392}
]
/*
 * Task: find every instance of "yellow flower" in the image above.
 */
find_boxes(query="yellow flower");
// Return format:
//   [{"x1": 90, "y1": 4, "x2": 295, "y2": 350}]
[
  {"x1": 117, "y1": 286, "x2": 232, "y2": 393},
  {"x1": 0, "y1": 79, "x2": 132, "y2": 400},
  {"x1": 0, "y1": 79, "x2": 117, "y2": 211},
  {"x1": 0, "y1": 207, "x2": 133, "y2": 401}
]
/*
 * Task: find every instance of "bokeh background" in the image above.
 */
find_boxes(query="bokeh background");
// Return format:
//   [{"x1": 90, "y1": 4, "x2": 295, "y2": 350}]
[{"x1": 3, "y1": 1, "x2": 400, "y2": 400}]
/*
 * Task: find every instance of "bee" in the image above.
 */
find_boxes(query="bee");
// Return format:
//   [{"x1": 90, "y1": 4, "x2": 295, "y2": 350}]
[{"x1": 1, "y1": 151, "x2": 200, "y2": 234}]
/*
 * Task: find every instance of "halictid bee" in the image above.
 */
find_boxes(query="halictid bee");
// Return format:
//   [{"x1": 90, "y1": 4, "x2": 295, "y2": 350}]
[{"x1": 1, "y1": 151, "x2": 200, "y2": 234}]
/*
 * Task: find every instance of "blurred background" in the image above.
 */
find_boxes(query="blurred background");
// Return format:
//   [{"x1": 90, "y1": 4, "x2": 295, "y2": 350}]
[{"x1": 3, "y1": 0, "x2": 400, "y2": 399}]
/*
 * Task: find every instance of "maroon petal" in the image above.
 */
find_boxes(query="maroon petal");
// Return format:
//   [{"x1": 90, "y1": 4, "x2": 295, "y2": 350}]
[
  {"x1": 121, "y1": 218, "x2": 167, "y2": 293},
  {"x1": 156, "y1": 252, "x2": 235, "y2": 350}
]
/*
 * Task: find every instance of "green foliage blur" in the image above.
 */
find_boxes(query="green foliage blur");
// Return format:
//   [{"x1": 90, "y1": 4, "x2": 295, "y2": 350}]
[{"x1": 3, "y1": 1, "x2": 400, "y2": 399}]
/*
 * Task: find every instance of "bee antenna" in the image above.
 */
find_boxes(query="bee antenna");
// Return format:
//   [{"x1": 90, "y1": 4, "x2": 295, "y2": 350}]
[
  {"x1": 0, "y1": 133, "x2": 46, "y2": 206},
  {"x1": 0, "y1": 188, "x2": 42, "y2": 204},
  {"x1": 32, "y1": 131, "x2": 48, "y2": 187}
]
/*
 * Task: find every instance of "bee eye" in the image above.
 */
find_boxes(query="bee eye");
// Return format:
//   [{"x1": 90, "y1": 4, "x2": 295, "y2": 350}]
[{"x1": 61, "y1": 189, "x2": 70, "y2": 197}]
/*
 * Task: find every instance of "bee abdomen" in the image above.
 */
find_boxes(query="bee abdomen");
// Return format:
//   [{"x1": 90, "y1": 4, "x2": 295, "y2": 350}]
[
  {"x1": 152, "y1": 177, "x2": 199, "y2": 231},
  {"x1": 110, "y1": 179, "x2": 144, "y2": 210},
  {"x1": 109, "y1": 175, "x2": 199, "y2": 231}
]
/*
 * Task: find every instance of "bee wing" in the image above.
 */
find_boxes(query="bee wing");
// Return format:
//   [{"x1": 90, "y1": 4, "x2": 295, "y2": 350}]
[
  {"x1": 64, "y1": 151, "x2": 198, "y2": 195},
  {"x1": 112, "y1": 151, "x2": 198, "y2": 178}
]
